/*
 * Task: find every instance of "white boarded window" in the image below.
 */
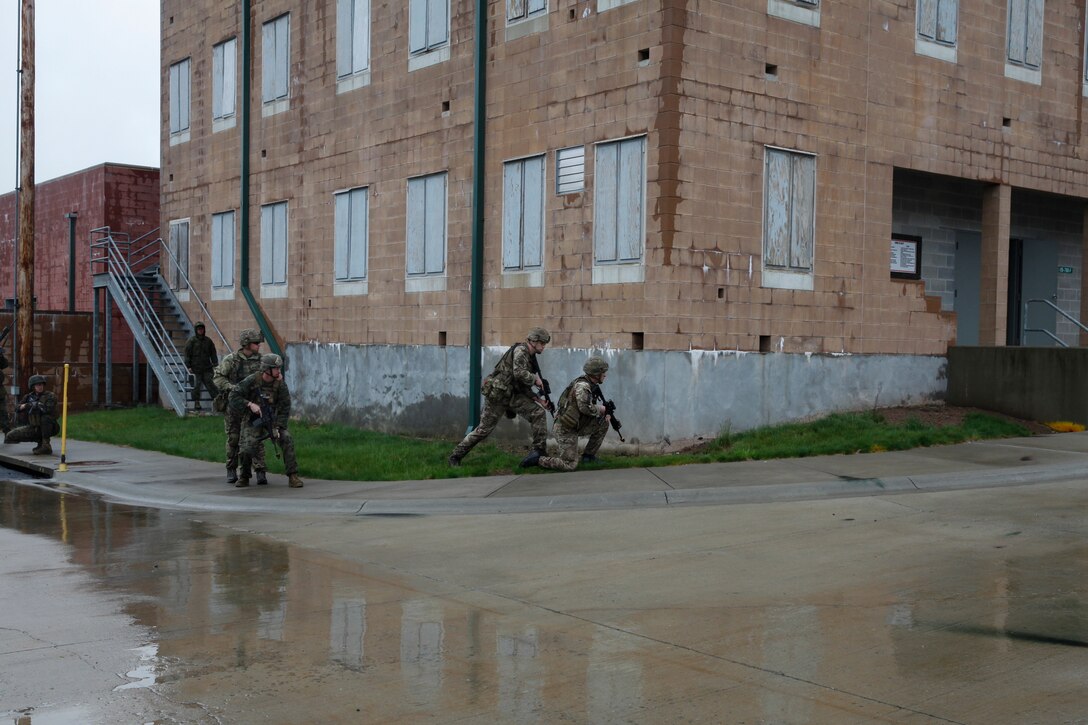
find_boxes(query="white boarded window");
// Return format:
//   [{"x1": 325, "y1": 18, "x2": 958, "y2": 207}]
[
  {"x1": 1007, "y1": 0, "x2": 1043, "y2": 69},
  {"x1": 167, "y1": 219, "x2": 190, "y2": 291},
  {"x1": 508, "y1": 0, "x2": 546, "y2": 22},
  {"x1": 337, "y1": 0, "x2": 370, "y2": 78},
  {"x1": 556, "y1": 146, "x2": 585, "y2": 194},
  {"x1": 406, "y1": 173, "x2": 447, "y2": 277},
  {"x1": 917, "y1": 0, "x2": 957, "y2": 45},
  {"x1": 763, "y1": 147, "x2": 815, "y2": 282},
  {"x1": 212, "y1": 39, "x2": 237, "y2": 120},
  {"x1": 211, "y1": 211, "x2": 235, "y2": 289},
  {"x1": 503, "y1": 156, "x2": 545, "y2": 272},
  {"x1": 334, "y1": 187, "x2": 369, "y2": 281},
  {"x1": 260, "y1": 202, "x2": 288, "y2": 286},
  {"x1": 169, "y1": 58, "x2": 190, "y2": 135},
  {"x1": 409, "y1": 0, "x2": 449, "y2": 54},
  {"x1": 262, "y1": 14, "x2": 291, "y2": 103},
  {"x1": 593, "y1": 137, "x2": 645, "y2": 266}
]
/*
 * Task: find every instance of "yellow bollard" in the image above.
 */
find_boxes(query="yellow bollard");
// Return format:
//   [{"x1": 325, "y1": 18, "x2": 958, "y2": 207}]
[{"x1": 58, "y1": 363, "x2": 70, "y2": 472}]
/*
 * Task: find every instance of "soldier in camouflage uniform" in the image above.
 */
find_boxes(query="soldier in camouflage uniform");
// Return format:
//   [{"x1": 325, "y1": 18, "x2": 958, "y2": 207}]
[
  {"x1": 4, "y1": 374, "x2": 59, "y2": 455},
  {"x1": 228, "y1": 354, "x2": 304, "y2": 489},
  {"x1": 529, "y1": 356, "x2": 612, "y2": 472},
  {"x1": 183, "y1": 321, "x2": 219, "y2": 411},
  {"x1": 213, "y1": 328, "x2": 267, "y2": 484},
  {"x1": 448, "y1": 327, "x2": 552, "y2": 467}
]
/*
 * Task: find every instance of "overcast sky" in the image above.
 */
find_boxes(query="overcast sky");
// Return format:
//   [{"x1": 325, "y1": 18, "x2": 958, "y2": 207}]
[{"x1": 0, "y1": 0, "x2": 160, "y2": 190}]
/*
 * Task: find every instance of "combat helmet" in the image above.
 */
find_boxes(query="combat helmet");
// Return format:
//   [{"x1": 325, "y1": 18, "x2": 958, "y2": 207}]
[
  {"x1": 240, "y1": 328, "x2": 264, "y2": 346},
  {"x1": 260, "y1": 353, "x2": 283, "y2": 371},
  {"x1": 28, "y1": 374, "x2": 47, "y2": 387},
  {"x1": 527, "y1": 327, "x2": 551, "y2": 343},
  {"x1": 583, "y1": 356, "x2": 609, "y2": 376},
  {"x1": 194, "y1": 321, "x2": 206, "y2": 330}
]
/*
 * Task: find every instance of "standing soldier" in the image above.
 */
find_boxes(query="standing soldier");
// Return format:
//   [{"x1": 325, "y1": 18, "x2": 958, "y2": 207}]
[
  {"x1": 3, "y1": 374, "x2": 59, "y2": 455},
  {"x1": 213, "y1": 328, "x2": 267, "y2": 485},
  {"x1": 448, "y1": 327, "x2": 553, "y2": 467},
  {"x1": 228, "y1": 354, "x2": 304, "y2": 489},
  {"x1": 531, "y1": 356, "x2": 612, "y2": 472},
  {"x1": 184, "y1": 321, "x2": 218, "y2": 411}
]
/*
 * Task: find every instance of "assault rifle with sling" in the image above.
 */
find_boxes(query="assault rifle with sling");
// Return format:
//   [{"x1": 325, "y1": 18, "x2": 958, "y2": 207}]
[
  {"x1": 249, "y1": 391, "x2": 283, "y2": 459},
  {"x1": 590, "y1": 383, "x2": 625, "y2": 442},
  {"x1": 528, "y1": 350, "x2": 555, "y2": 416}
]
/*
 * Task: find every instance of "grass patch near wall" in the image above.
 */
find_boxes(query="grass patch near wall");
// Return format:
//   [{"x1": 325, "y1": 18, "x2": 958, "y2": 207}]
[{"x1": 65, "y1": 406, "x2": 1035, "y2": 482}]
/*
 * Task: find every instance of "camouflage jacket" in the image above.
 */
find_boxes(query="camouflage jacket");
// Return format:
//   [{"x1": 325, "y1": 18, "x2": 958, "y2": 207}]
[
  {"x1": 555, "y1": 376, "x2": 602, "y2": 432},
  {"x1": 228, "y1": 372, "x2": 291, "y2": 429},
  {"x1": 482, "y1": 343, "x2": 539, "y2": 403},
  {"x1": 18, "y1": 390, "x2": 58, "y2": 431},
  {"x1": 213, "y1": 348, "x2": 262, "y2": 393},
  {"x1": 184, "y1": 334, "x2": 219, "y2": 372}
]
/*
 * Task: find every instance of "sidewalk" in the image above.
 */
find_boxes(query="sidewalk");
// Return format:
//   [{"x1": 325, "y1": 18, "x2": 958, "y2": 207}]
[{"x1": 2, "y1": 432, "x2": 1087, "y2": 515}]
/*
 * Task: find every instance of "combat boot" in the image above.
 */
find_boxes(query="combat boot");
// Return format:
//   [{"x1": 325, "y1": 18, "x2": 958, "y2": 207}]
[
  {"x1": 256, "y1": 471, "x2": 268, "y2": 486},
  {"x1": 226, "y1": 467, "x2": 238, "y2": 484},
  {"x1": 447, "y1": 454, "x2": 462, "y2": 467},
  {"x1": 288, "y1": 474, "x2": 304, "y2": 488},
  {"x1": 235, "y1": 477, "x2": 250, "y2": 488},
  {"x1": 580, "y1": 454, "x2": 600, "y2": 464},
  {"x1": 519, "y1": 449, "x2": 543, "y2": 468},
  {"x1": 32, "y1": 439, "x2": 52, "y2": 455}
]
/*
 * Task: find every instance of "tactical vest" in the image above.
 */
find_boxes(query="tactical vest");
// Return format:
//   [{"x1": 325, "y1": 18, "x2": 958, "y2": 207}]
[
  {"x1": 556, "y1": 376, "x2": 593, "y2": 429},
  {"x1": 482, "y1": 344, "x2": 523, "y2": 402}
]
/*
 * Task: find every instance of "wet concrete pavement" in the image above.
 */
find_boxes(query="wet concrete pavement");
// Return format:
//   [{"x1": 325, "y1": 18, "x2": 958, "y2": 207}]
[{"x1": 1, "y1": 436, "x2": 1088, "y2": 722}]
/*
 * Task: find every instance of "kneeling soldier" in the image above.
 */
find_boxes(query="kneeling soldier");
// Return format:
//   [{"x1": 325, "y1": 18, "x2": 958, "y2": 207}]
[
  {"x1": 5, "y1": 374, "x2": 59, "y2": 455},
  {"x1": 528, "y1": 356, "x2": 611, "y2": 471},
  {"x1": 228, "y1": 354, "x2": 304, "y2": 489}
]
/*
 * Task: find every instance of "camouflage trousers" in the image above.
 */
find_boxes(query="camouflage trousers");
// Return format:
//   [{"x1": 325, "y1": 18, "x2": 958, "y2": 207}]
[
  {"x1": 238, "y1": 424, "x2": 298, "y2": 478},
  {"x1": 225, "y1": 410, "x2": 266, "y2": 473},
  {"x1": 538, "y1": 418, "x2": 608, "y2": 472},
  {"x1": 451, "y1": 394, "x2": 548, "y2": 459},
  {"x1": 4, "y1": 423, "x2": 50, "y2": 446}
]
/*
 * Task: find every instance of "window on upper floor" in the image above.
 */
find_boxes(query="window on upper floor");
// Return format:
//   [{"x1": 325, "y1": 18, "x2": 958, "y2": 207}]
[
  {"x1": 406, "y1": 173, "x2": 447, "y2": 292},
  {"x1": 212, "y1": 38, "x2": 237, "y2": 131},
  {"x1": 260, "y1": 201, "x2": 289, "y2": 294},
  {"x1": 503, "y1": 156, "x2": 545, "y2": 284},
  {"x1": 916, "y1": 0, "x2": 958, "y2": 62},
  {"x1": 211, "y1": 211, "x2": 235, "y2": 291},
  {"x1": 167, "y1": 219, "x2": 190, "y2": 292},
  {"x1": 169, "y1": 58, "x2": 190, "y2": 144},
  {"x1": 507, "y1": 0, "x2": 548, "y2": 39},
  {"x1": 337, "y1": 0, "x2": 371, "y2": 93},
  {"x1": 593, "y1": 136, "x2": 645, "y2": 285},
  {"x1": 762, "y1": 147, "x2": 815, "y2": 291},
  {"x1": 262, "y1": 14, "x2": 291, "y2": 112},
  {"x1": 409, "y1": 0, "x2": 449, "y2": 70},
  {"x1": 1006, "y1": 0, "x2": 1043, "y2": 83},
  {"x1": 767, "y1": 0, "x2": 820, "y2": 27},
  {"x1": 334, "y1": 187, "x2": 369, "y2": 295}
]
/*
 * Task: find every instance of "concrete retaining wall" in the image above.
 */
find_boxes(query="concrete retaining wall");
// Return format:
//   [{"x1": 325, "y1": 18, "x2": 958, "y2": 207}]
[{"x1": 287, "y1": 342, "x2": 948, "y2": 445}]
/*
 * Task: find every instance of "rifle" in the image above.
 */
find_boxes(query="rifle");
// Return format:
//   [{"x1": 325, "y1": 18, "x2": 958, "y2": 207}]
[
  {"x1": 527, "y1": 347, "x2": 555, "y2": 415},
  {"x1": 249, "y1": 392, "x2": 283, "y2": 459},
  {"x1": 0, "y1": 323, "x2": 10, "y2": 348},
  {"x1": 590, "y1": 383, "x2": 625, "y2": 442}
]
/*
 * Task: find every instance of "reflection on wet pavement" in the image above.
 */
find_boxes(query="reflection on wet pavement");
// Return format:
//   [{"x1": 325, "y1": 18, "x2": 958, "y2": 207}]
[{"x1": 2, "y1": 479, "x2": 1087, "y2": 723}]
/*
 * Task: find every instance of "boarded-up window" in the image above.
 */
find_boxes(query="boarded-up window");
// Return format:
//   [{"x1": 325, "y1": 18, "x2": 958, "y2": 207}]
[
  {"x1": 334, "y1": 187, "x2": 369, "y2": 281},
  {"x1": 593, "y1": 137, "x2": 645, "y2": 266},
  {"x1": 409, "y1": 0, "x2": 449, "y2": 54},
  {"x1": 507, "y1": 0, "x2": 546, "y2": 22},
  {"x1": 763, "y1": 148, "x2": 815, "y2": 273},
  {"x1": 917, "y1": 0, "x2": 958, "y2": 44},
  {"x1": 503, "y1": 156, "x2": 545, "y2": 271},
  {"x1": 337, "y1": 0, "x2": 370, "y2": 78},
  {"x1": 260, "y1": 202, "x2": 289, "y2": 285},
  {"x1": 212, "y1": 39, "x2": 237, "y2": 119},
  {"x1": 212, "y1": 211, "x2": 235, "y2": 289},
  {"x1": 556, "y1": 146, "x2": 585, "y2": 194},
  {"x1": 169, "y1": 58, "x2": 190, "y2": 134},
  {"x1": 1007, "y1": 0, "x2": 1043, "y2": 68},
  {"x1": 262, "y1": 14, "x2": 291, "y2": 102},
  {"x1": 406, "y1": 173, "x2": 447, "y2": 276},
  {"x1": 167, "y1": 220, "x2": 190, "y2": 291}
]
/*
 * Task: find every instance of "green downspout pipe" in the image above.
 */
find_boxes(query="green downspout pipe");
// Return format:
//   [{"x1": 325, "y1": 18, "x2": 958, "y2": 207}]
[
  {"x1": 239, "y1": 0, "x2": 283, "y2": 359},
  {"x1": 467, "y1": 0, "x2": 487, "y2": 429}
]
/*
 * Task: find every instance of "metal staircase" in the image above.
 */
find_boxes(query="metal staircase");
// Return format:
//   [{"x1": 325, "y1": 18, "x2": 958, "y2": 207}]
[{"x1": 90, "y1": 227, "x2": 229, "y2": 416}]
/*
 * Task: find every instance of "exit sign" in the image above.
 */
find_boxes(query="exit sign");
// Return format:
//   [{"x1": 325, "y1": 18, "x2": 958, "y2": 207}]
[{"x1": 1059, "y1": 266, "x2": 1074, "y2": 274}]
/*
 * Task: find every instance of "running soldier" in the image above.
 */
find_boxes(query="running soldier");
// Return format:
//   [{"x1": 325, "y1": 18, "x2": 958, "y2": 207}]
[{"x1": 213, "y1": 328, "x2": 267, "y2": 484}]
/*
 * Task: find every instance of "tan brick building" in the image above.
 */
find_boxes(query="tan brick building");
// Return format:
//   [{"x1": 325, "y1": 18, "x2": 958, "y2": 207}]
[{"x1": 160, "y1": 0, "x2": 1088, "y2": 442}]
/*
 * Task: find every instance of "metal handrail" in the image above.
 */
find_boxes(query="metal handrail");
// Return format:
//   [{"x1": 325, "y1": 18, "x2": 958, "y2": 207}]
[
  {"x1": 1022, "y1": 298, "x2": 1088, "y2": 348},
  {"x1": 155, "y1": 237, "x2": 231, "y2": 352}
]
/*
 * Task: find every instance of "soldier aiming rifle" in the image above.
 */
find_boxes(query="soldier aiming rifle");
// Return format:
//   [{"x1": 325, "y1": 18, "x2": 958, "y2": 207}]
[{"x1": 530, "y1": 356, "x2": 616, "y2": 472}]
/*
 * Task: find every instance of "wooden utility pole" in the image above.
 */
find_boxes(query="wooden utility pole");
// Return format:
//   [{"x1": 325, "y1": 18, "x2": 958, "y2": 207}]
[{"x1": 17, "y1": 0, "x2": 34, "y2": 381}]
